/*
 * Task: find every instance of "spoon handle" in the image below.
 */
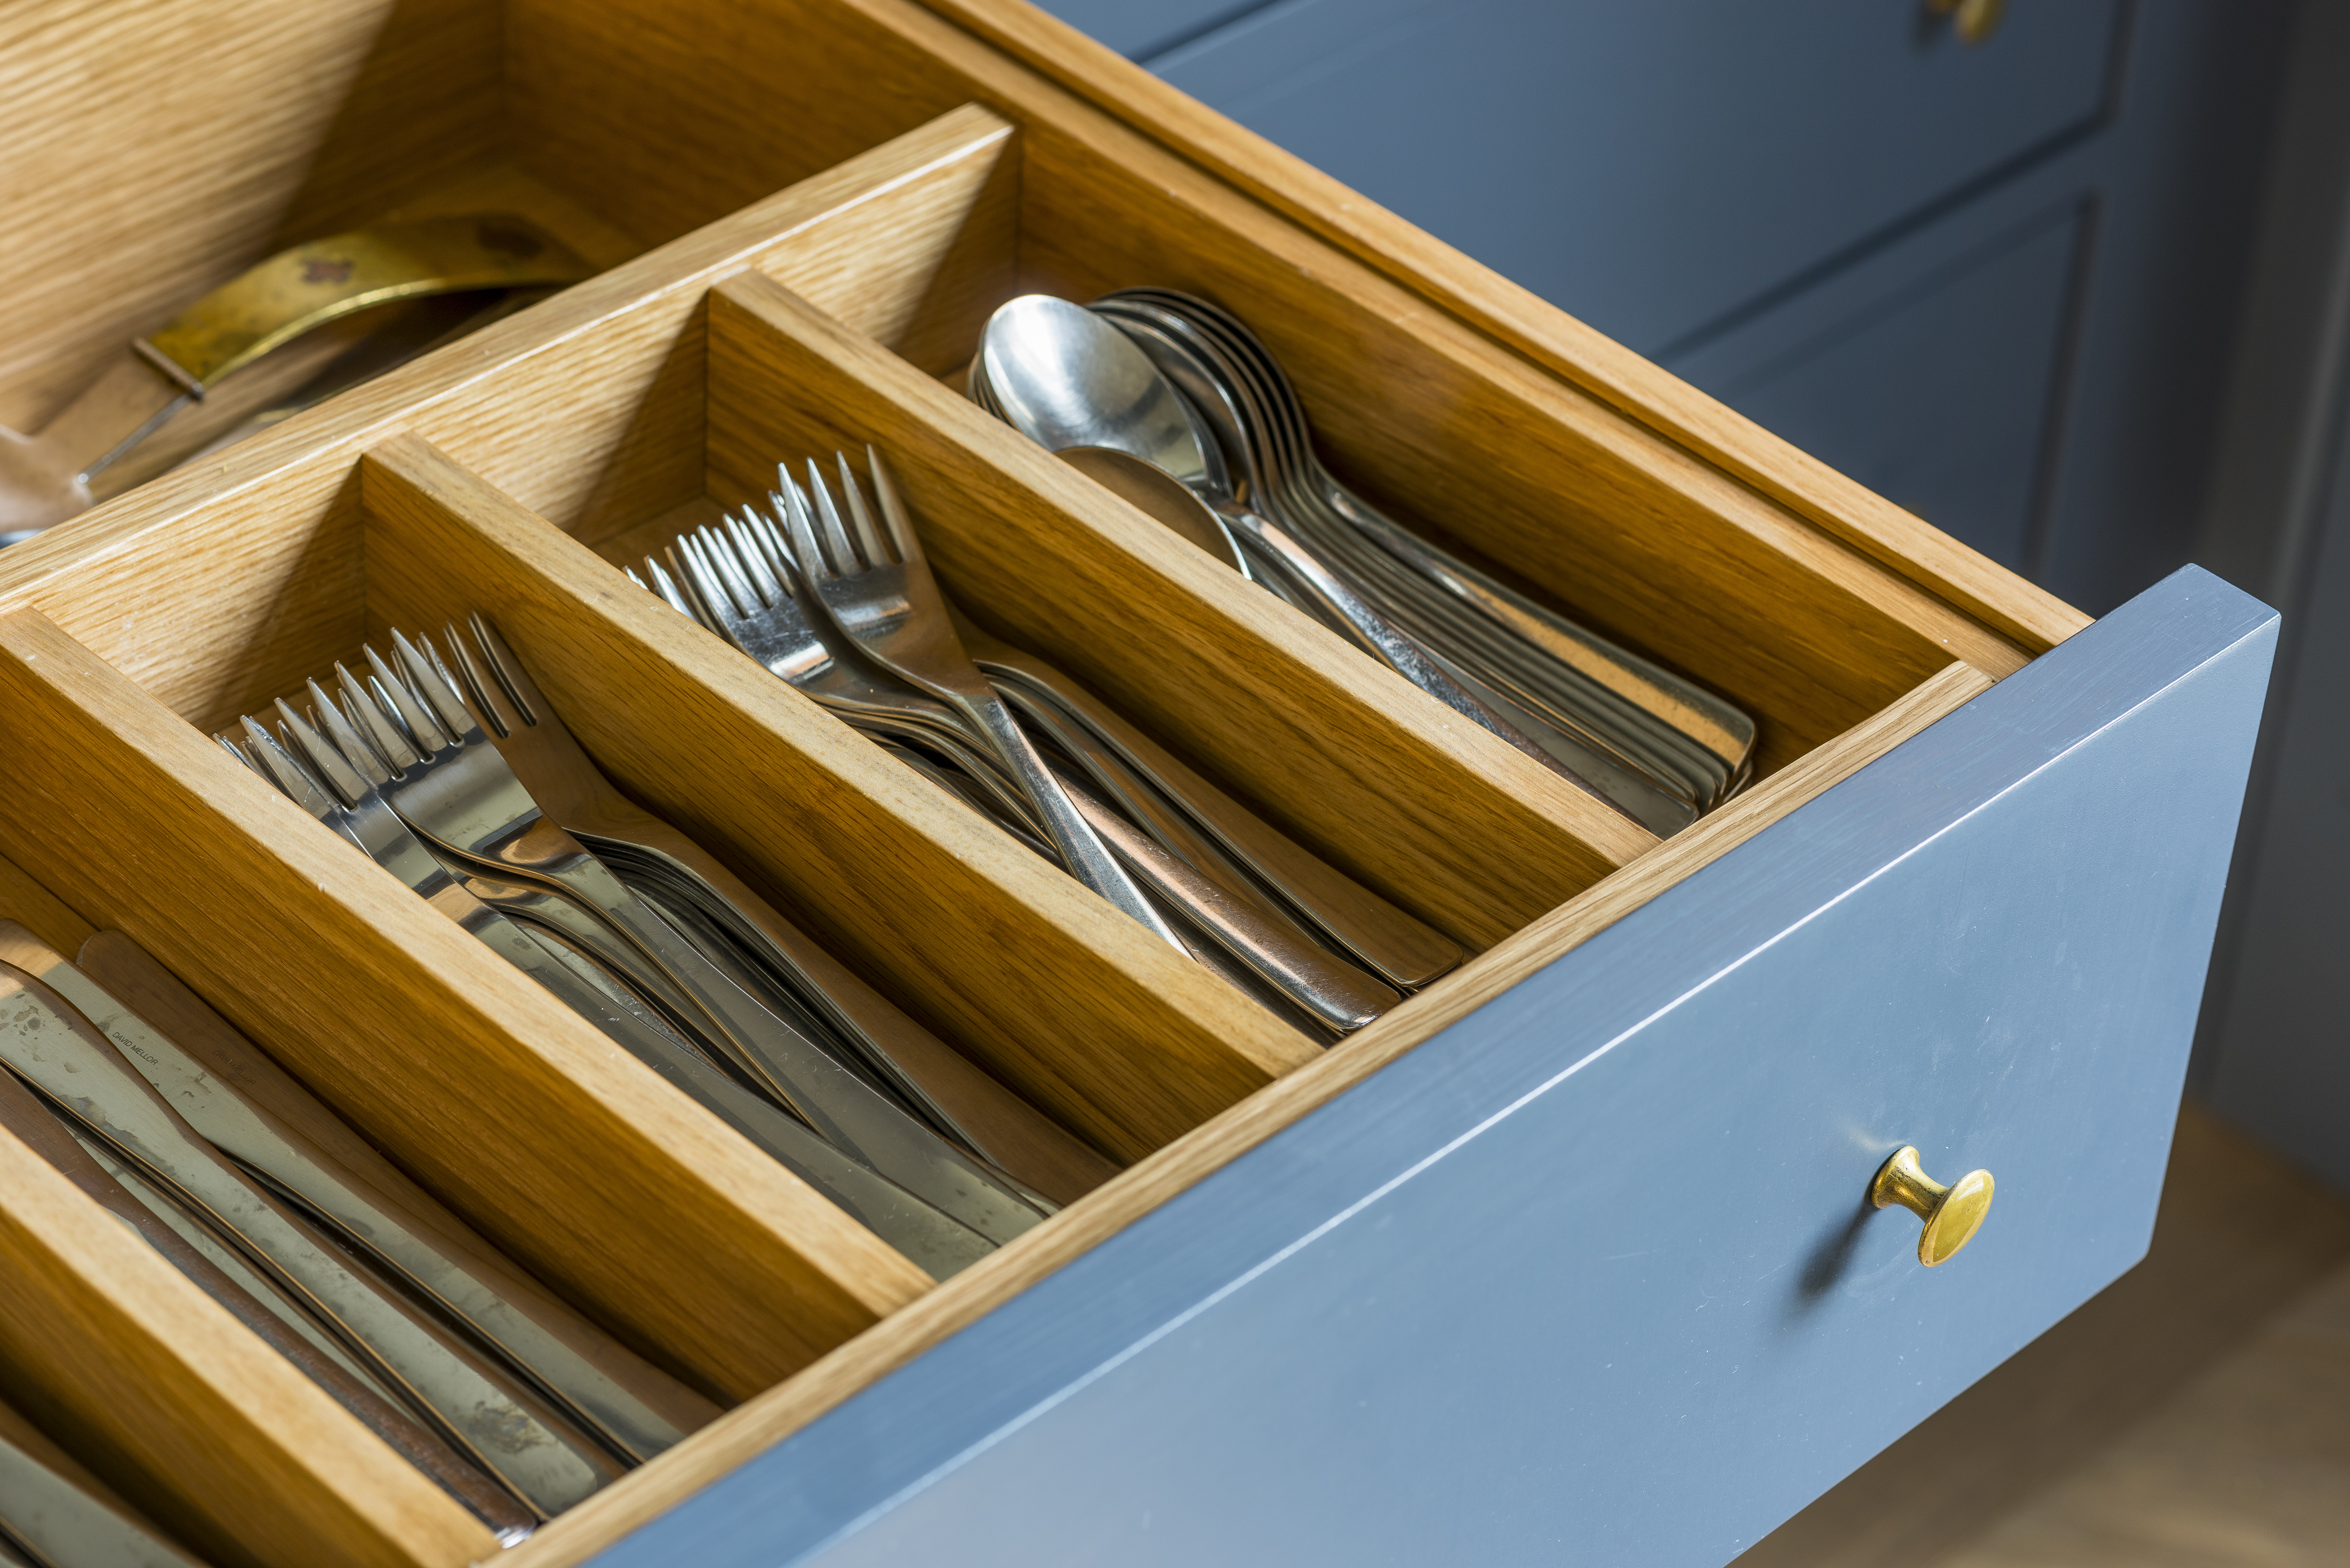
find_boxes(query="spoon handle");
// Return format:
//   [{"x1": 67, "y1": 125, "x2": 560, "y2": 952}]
[
  {"x1": 952, "y1": 686, "x2": 1191, "y2": 954},
  {"x1": 1217, "y1": 503, "x2": 1616, "y2": 794}
]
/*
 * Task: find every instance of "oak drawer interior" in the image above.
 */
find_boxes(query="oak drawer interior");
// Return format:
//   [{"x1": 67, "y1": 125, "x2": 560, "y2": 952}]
[{"x1": 0, "y1": 4, "x2": 2055, "y2": 1565}]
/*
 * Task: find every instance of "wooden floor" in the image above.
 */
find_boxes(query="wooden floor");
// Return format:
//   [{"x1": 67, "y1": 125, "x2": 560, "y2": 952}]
[{"x1": 1737, "y1": 1106, "x2": 2350, "y2": 1568}]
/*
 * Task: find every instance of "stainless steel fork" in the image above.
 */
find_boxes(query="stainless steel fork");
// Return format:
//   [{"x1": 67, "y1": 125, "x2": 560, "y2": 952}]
[
  {"x1": 224, "y1": 711, "x2": 1005, "y2": 1278},
  {"x1": 323, "y1": 630, "x2": 1047, "y2": 1247},
  {"x1": 778, "y1": 451, "x2": 1186, "y2": 952}
]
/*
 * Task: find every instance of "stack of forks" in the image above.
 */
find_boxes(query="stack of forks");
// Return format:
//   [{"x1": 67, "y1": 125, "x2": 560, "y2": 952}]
[
  {"x1": 222, "y1": 618, "x2": 1051, "y2": 1282},
  {"x1": 633, "y1": 447, "x2": 1467, "y2": 1040}
]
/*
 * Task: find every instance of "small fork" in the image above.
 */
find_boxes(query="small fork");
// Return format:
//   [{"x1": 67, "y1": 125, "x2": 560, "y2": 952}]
[
  {"x1": 656, "y1": 519, "x2": 1045, "y2": 839},
  {"x1": 221, "y1": 712, "x2": 1005, "y2": 1278},
  {"x1": 776, "y1": 449, "x2": 1182, "y2": 951}
]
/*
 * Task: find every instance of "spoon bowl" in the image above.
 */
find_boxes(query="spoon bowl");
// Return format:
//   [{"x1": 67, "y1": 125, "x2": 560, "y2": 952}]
[{"x1": 978, "y1": 295, "x2": 1226, "y2": 493}]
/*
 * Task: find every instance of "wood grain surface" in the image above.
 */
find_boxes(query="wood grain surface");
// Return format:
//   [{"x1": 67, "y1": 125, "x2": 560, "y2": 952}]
[
  {"x1": 0, "y1": 0, "x2": 497, "y2": 433},
  {"x1": 0, "y1": 1106, "x2": 491, "y2": 1568},
  {"x1": 493, "y1": 658, "x2": 1990, "y2": 1568},
  {"x1": 495, "y1": 0, "x2": 2032, "y2": 772},
  {"x1": 3, "y1": 106, "x2": 1020, "y2": 735},
  {"x1": 1948, "y1": 1255, "x2": 2350, "y2": 1567},
  {"x1": 360, "y1": 432, "x2": 1313, "y2": 1161},
  {"x1": 708, "y1": 269, "x2": 1654, "y2": 947},
  {"x1": 0, "y1": 6, "x2": 2108, "y2": 1563},
  {"x1": 917, "y1": 0, "x2": 2094, "y2": 658},
  {"x1": 0, "y1": 848, "x2": 95, "y2": 958},
  {"x1": 0, "y1": 605, "x2": 932, "y2": 1402}
]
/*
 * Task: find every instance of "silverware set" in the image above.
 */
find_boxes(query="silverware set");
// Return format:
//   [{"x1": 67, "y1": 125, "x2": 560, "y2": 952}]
[
  {"x1": 967, "y1": 289, "x2": 1758, "y2": 835},
  {"x1": 0, "y1": 923, "x2": 724, "y2": 1543},
  {"x1": 631, "y1": 448, "x2": 1465, "y2": 1039},
  {"x1": 219, "y1": 619, "x2": 1052, "y2": 1283},
  {"x1": 2, "y1": 1383, "x2": 207, "y2": 1567}
]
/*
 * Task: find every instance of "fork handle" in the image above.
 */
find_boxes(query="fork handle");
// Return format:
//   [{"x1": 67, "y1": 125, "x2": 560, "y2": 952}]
[
  {"x1": 951, "y1": 689, "x2": 1189, "y2": 954},
  {"x1": 515, "y1": 853, "x2": 1048, "y2": 1246},
  {"x1": 494, "y1": 917, "x2": 998, "y2": 1278}
]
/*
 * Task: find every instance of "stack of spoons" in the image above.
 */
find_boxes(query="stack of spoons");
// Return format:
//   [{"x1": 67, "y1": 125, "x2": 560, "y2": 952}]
[{"x1": 967, "y1": 291, "x2": 1758, "y2": 836}]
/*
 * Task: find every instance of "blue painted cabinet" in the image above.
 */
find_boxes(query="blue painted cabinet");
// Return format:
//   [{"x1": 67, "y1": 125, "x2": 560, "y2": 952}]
[
  {"x1": 1048, "y1": 0, "x2": 2291, "y2": 607},
  {"x1": 590, "y1": 573, "x2": 2276, "y2": 1566}
]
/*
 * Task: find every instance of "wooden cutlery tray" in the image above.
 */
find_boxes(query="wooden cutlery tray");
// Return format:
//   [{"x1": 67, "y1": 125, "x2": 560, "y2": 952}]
[{"x1": 0, "y1": 3, "x2": 2278, "y2": 1566}]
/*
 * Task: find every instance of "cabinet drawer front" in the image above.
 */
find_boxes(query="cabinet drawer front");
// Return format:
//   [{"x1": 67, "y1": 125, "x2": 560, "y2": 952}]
[{"x1": 579, "y1": 567, "x2": 2272, "y2": 1567}]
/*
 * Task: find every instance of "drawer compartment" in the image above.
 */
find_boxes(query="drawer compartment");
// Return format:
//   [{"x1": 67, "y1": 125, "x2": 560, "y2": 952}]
[
  {"x1": 0, "y1": 2, "x2": 2271, "y2": 1565},
  {"x1": 578, "y1": 570, "x2": 2275, "y2": 1568}
]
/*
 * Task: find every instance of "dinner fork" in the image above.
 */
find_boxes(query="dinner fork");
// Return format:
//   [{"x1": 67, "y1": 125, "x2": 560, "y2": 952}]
[
  {"x1": 666, "y1": 510, "x2": 1408, "y2": 1030},
  {"x1": 325, "y1": 633, "x2": 1048, "y2": 1246},
  {"x1": 223, "y1": 715, "x2": 1003, "y2": 1277},
  {"x1": 662, "y1": 528, "x2": 1046, "y2": 839},
  {"x1": 778, "y1": 451, "x2": 1184, "y2": 952}
]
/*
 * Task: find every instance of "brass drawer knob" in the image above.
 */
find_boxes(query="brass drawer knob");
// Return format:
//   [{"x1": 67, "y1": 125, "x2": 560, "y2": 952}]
[{"x1": 1871, "y1": 1147, "x2": 1994, "y2": 1266}]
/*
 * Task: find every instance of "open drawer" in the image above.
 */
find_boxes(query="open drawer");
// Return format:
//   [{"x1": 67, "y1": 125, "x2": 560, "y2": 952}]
[{"x1": 0, "y1": 3, "x2": 2275, "y2": 1566}]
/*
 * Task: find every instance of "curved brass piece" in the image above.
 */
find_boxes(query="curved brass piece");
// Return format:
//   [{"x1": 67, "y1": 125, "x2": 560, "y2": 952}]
[
  {"x1": 1870, "y1": 1146, "x2": 1995, "y2": 1266},
  {"x1": 137, "y1": 215, "x2": 592, "y2": 393},
  {"x1": 1925, "y1": 0, "x2": 2007, "y2": 46}
]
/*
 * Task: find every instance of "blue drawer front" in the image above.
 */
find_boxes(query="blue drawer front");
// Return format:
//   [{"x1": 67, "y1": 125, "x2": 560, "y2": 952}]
[{"x1": 591, "y1": 567, "x2": 2274, "y2": 1567}]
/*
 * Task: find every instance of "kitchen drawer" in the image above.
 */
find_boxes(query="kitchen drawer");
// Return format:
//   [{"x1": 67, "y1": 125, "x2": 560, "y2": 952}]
[{"x1": 0, "y1": 4, "x2": 2269, "y2": 1568}]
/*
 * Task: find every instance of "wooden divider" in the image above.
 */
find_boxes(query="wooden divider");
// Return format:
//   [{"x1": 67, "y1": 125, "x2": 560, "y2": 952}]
[
  {"x1": 0, "y1": 106, "x2": 1021, "y2": 735},
  {"x1": 705, "y1": 270, "x2": 1655, "y2": 947},
  {"x1": 500, "y1": 0, "x2": 2028, "y2": 770},
  {"x1": 496, "y1": 658, "x2": 1998, "y2": 1568},
  {"x1": 0, "y1": 1107, "x2": 488, "y2": 1568},
  {"x1": 0, "y1": 607, "x2": 933, "y2": 1400},
  {"x1": 358, "y1": 433, "x2": 1313, "y2": 1161}
]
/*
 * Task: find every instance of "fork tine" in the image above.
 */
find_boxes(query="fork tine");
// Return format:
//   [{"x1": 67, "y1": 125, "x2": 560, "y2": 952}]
[
  {"x1": 363, "y1": 644, "x2": 447, "y2": 755},
  {"x1": 698, "y1": 525, "x2": 764, "y2": 624},
  {"x1": 240, "y1": 715, "x2": 336, "y2": 816},
  {"x1": 740, "y1": 500, "x2": 795, "y2": 587},
  {"x1": 866, "y1": 444, "x2": 925, "y2": 568},
  {"x1": 835, "y1": 451, "x2": 891, "y2": 567},
  {"x1": 778, "y1": 478, "x2": 833, "y2": 586},
  {"x1": 803, "y1": 459, "x2": 860, "y2": 574},
  {"x1": 441, "y1": 621, "x2": 520, "y2": 740},
  {"x1": 467, "y1": 614, "x2": 545, "y2": 731},
  {"x1": 310, "y1": 676, "x2": 397, "y2": 785},
  {"x1": 682, "y1": 528, "x2": 736, "y2": 614},
  {"x1": 394, "y1": 628, "x2": 476, "y2": 744},
  {"x1": 216, "y1": 733, "x2": 259, "y2": 774},
  {"x1": 677, "y1": 533, "x2": 749, "y2": 646},
  {"x1": 278, "y1": 696, "x2": 373, "y2": 804},
  {"x1": 337, "y1": 661, "x2": 421, "y2": 771},
  {"x1": 641, "y1": 555, "x2": 697, "y2": 619},
  {"x1": 660, "y1": 545, "x2": 719, "y2": 630},
  {"x1": 723, "y1": 511, "x2": 784, "y2": 605},
  {"x1": 758, "y1": 496, "x2": 802, "y2": 569}
]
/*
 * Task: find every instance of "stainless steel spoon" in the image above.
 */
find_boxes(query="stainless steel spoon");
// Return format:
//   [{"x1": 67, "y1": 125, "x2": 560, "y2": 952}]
[{"x1": 975, "y1": 295, "x2": 1612, "y2": 797}]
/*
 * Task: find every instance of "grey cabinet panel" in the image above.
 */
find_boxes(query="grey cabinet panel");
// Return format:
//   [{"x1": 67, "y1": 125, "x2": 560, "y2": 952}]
[
  {"x1": 1674, "y1": 202, "x2": 2086, "y2": 571},
  {"x1": 2203, "y1": 391, "x2": 2350, "y2": 1192},
  {"x1": 1138, "y1": 0, "x2": 2121, "y2": 354},
  {"x1": 583, "y1": 568, "x2": 2275, "y2": 1568},
  {"x1": 1032, "y1": 0, "x2": 1269, "y2": 60}
]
